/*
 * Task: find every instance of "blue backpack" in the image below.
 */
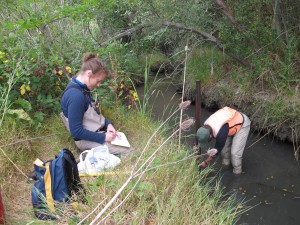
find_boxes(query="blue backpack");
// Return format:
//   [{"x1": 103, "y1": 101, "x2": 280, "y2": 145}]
[{"x1": 31, "y1": 148, "x2": 85, "y2": 220}]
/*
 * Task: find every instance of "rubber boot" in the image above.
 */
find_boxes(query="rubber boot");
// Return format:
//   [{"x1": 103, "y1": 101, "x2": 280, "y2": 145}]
[{"x1": 233, "y1": 165, "x2": 242, "y2": 175}]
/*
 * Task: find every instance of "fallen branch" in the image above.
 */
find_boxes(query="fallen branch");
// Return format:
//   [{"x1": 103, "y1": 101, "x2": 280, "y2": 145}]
[
  {"x1": 214, "y1": 0, "x2": 245, "y2": 32},
  {"x1": 100, "y1": 20, "x2": 253, "y2": 69}
]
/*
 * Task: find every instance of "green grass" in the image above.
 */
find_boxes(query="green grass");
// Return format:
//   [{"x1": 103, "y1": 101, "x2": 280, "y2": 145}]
[{"x1": 0, "y1": 106, "x2": 246, "y2": 224}]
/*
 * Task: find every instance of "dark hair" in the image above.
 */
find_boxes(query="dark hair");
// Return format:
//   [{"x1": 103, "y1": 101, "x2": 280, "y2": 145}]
[{"x1": 81, "y1": 52, "x2": 109, "y2": 75}]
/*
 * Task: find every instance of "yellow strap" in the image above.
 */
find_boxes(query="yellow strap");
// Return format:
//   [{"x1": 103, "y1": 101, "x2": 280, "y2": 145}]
[
  {"x1": 71, "y1": 201, "x2": 78, "y2": 210},
  {"x1": 79, "y1": 171, "x2": 130, "y2": 177},
  {"x1": 44, "y1": 163, "x2": 55, "y2": 211}
]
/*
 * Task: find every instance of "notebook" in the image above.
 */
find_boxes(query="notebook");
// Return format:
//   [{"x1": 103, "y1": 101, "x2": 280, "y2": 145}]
[{"x1": 111, "y1": 132, "x2": 131, "y2": 148}]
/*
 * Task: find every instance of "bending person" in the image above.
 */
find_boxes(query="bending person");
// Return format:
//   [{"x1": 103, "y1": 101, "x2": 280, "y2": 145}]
[
  {"x1": 60, "y1": 52, "x2": 133, "y2": 154},
  {"x1": 196, "y1": 106, "x2": 251, "y2": 174}
]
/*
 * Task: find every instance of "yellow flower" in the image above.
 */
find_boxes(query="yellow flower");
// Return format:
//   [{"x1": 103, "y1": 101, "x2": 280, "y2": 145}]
[
  {"x1": 129, "y1": 90, "x2": 139, "y2": 101},
  {"x1": 20, "y1": 84, "x2": 31, "y2": 95},
  {"x1": 65, "y1": 66, "x2": 72, "y2": 73},
  {"x1": 120, "y1": 83, "x2": 124, "y2": 89},
  {"x1": 57, "y1": 70, "x2": 63, "y2": 75},
  {"x1": 3, "y1": 60, "x2": 9, "y2": 63},
  {"x1": 0, "y1": 51, "x2": 4, "y2": 59},
  {"x1": 25, "y1": 84, "x2": 30, "y2": 91},
  {"x1": 133, "y1": 92, "x2": 139, "y2": 101}
]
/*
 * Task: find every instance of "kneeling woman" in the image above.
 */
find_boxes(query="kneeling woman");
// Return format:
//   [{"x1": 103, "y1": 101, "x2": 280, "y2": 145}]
[{"x1": 61, "y1": 52, "x2": 132, "y2": 154}]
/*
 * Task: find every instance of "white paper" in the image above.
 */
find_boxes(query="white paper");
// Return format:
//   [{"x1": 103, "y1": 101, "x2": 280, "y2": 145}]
[{"x1": 111, "y1": 132, "x2": 131, "y2": 148}]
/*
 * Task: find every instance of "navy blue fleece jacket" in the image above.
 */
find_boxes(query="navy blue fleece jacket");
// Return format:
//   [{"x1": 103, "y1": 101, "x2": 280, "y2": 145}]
[
  {"x1": 214, "y1": 123, "x2": 229, "y2": 154},
  {"x1": 61, "y1": 77, "x2": 111, "y2": 144}
]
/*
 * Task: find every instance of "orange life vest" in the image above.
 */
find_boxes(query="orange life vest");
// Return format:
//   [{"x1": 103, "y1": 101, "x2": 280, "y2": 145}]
[{"x1": 204, "y1": 106, "x2": 244, "y2": 137}]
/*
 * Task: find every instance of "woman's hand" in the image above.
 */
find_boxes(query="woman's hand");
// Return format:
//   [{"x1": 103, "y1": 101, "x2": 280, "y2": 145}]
[
  {"x1": 107, "y1": 124, "x2": 116, "y2": 134},
  {"x1": 105, "y1": 131, "x2": 116, "y2": 142},
  {"x1": 105, "y1": 124, "x2": 121, "y2": 141}
]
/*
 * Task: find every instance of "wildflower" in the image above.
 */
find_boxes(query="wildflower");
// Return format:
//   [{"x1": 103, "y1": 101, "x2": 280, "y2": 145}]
[
  {"x1": 133, "y1": 91, "x2": 139, "y2": 101},
  {"x1": 120, "y1": 83, "x2": 124, "y2": 89},
  {"x1": 130, "y1": 90, "x2": 139, "y2": 101},
  {"x1": 65, "y1": 66, "x2": 72, "y2": 73},
  {"x1": 3, "y1": 60, "x2": 9, "y2": 63},
  {"x1": 20, "y1": 84, "x2": 30, "y2": 95},
  {"x1": 57, "y1": 70, "x2": 63, "y2": 75}
]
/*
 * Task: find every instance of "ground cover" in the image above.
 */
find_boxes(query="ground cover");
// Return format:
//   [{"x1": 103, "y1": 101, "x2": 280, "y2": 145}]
[{"x1": 0, "y1": 106, "x2": 246, "y2": 224}]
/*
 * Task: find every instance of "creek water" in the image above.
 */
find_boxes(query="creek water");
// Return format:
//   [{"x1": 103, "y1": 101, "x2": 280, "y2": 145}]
[{"x1": 137, "y1": 79, "x2": 300, "y2": 225}]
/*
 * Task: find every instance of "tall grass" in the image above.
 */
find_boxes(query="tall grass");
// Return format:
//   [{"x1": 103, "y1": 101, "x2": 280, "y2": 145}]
[
  {"x1": 132, "y1": 57, "x2": 163, "y2": 115},
  {"x1": 0, "y1": 105, "x2": 246, "y2": 224}
]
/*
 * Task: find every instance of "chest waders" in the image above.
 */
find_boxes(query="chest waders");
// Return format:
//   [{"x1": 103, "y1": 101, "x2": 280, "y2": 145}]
[{"x1": 220, "y1": 113, "x2": 251, "y2": 174}]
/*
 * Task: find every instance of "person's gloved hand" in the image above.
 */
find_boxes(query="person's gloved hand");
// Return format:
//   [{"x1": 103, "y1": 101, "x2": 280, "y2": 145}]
[
  {"x1": 200, "y1": 156, "x2": 213, "y2": 169},
  {"x1": 207, "y1": 148, "x2": 218, "y2": 157}
]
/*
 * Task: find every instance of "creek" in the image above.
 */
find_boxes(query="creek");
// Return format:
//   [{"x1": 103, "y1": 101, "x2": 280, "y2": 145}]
[{"x1": 137, "y1": 78, "x2": 300, "y2": 225}]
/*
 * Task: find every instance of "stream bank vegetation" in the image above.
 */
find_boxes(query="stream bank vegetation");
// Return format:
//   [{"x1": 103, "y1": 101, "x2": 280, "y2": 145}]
[
  {"x1": 1, "y1": 0, "x2": 298, "y2": 153},
  {"x1": 0, "y1": 0, "x2": 298, "y2": 223},
  {"x1": 0, "y1": 105, "x2": 247, "y2": 224}
]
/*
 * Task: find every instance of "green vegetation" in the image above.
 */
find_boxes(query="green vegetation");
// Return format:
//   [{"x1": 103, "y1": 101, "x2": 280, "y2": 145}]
[
  {"x1": 0, "y1": 0, "x2": 299, "y2": 223},
  {"x1": 0, "y1": 107, "x2": 246, "y2": 224}
]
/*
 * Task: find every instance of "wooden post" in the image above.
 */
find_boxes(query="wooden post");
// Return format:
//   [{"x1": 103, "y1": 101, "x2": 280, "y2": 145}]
[{"x1": 195, "y1": 80, "x2": 201, "y2": 151}]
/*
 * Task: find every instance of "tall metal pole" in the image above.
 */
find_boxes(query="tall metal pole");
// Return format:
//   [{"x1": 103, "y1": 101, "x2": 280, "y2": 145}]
[{"x1": 195, "y1": 80, "x2": 201, "y2": 149}]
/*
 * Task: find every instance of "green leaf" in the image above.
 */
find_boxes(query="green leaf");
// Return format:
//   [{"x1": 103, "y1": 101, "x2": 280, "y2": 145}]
[
  {"x1": 14, "y1": 98, "x2": 32, "y2": 111},
  {"x1": 33, "y1": 112, "x2": 45, "y2": 122},
  {"x1": 7, "y1": 109, "x2": 32, "y2": 121}
]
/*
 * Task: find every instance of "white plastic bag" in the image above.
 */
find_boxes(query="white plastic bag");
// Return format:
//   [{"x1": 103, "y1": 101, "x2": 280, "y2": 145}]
[{"x1": 77, "y1": 145, "x2": 121, "y2": 175}]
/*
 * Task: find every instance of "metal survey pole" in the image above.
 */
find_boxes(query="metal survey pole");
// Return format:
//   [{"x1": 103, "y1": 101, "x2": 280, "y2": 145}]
[{"x1": 195, "y1": 80, "x2": 201, "y2": 153}]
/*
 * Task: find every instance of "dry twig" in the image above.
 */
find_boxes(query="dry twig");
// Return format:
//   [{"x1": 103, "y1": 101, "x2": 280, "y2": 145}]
[{"x1": 89, "y1": 118, "x2": 195, "y2": 224}]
